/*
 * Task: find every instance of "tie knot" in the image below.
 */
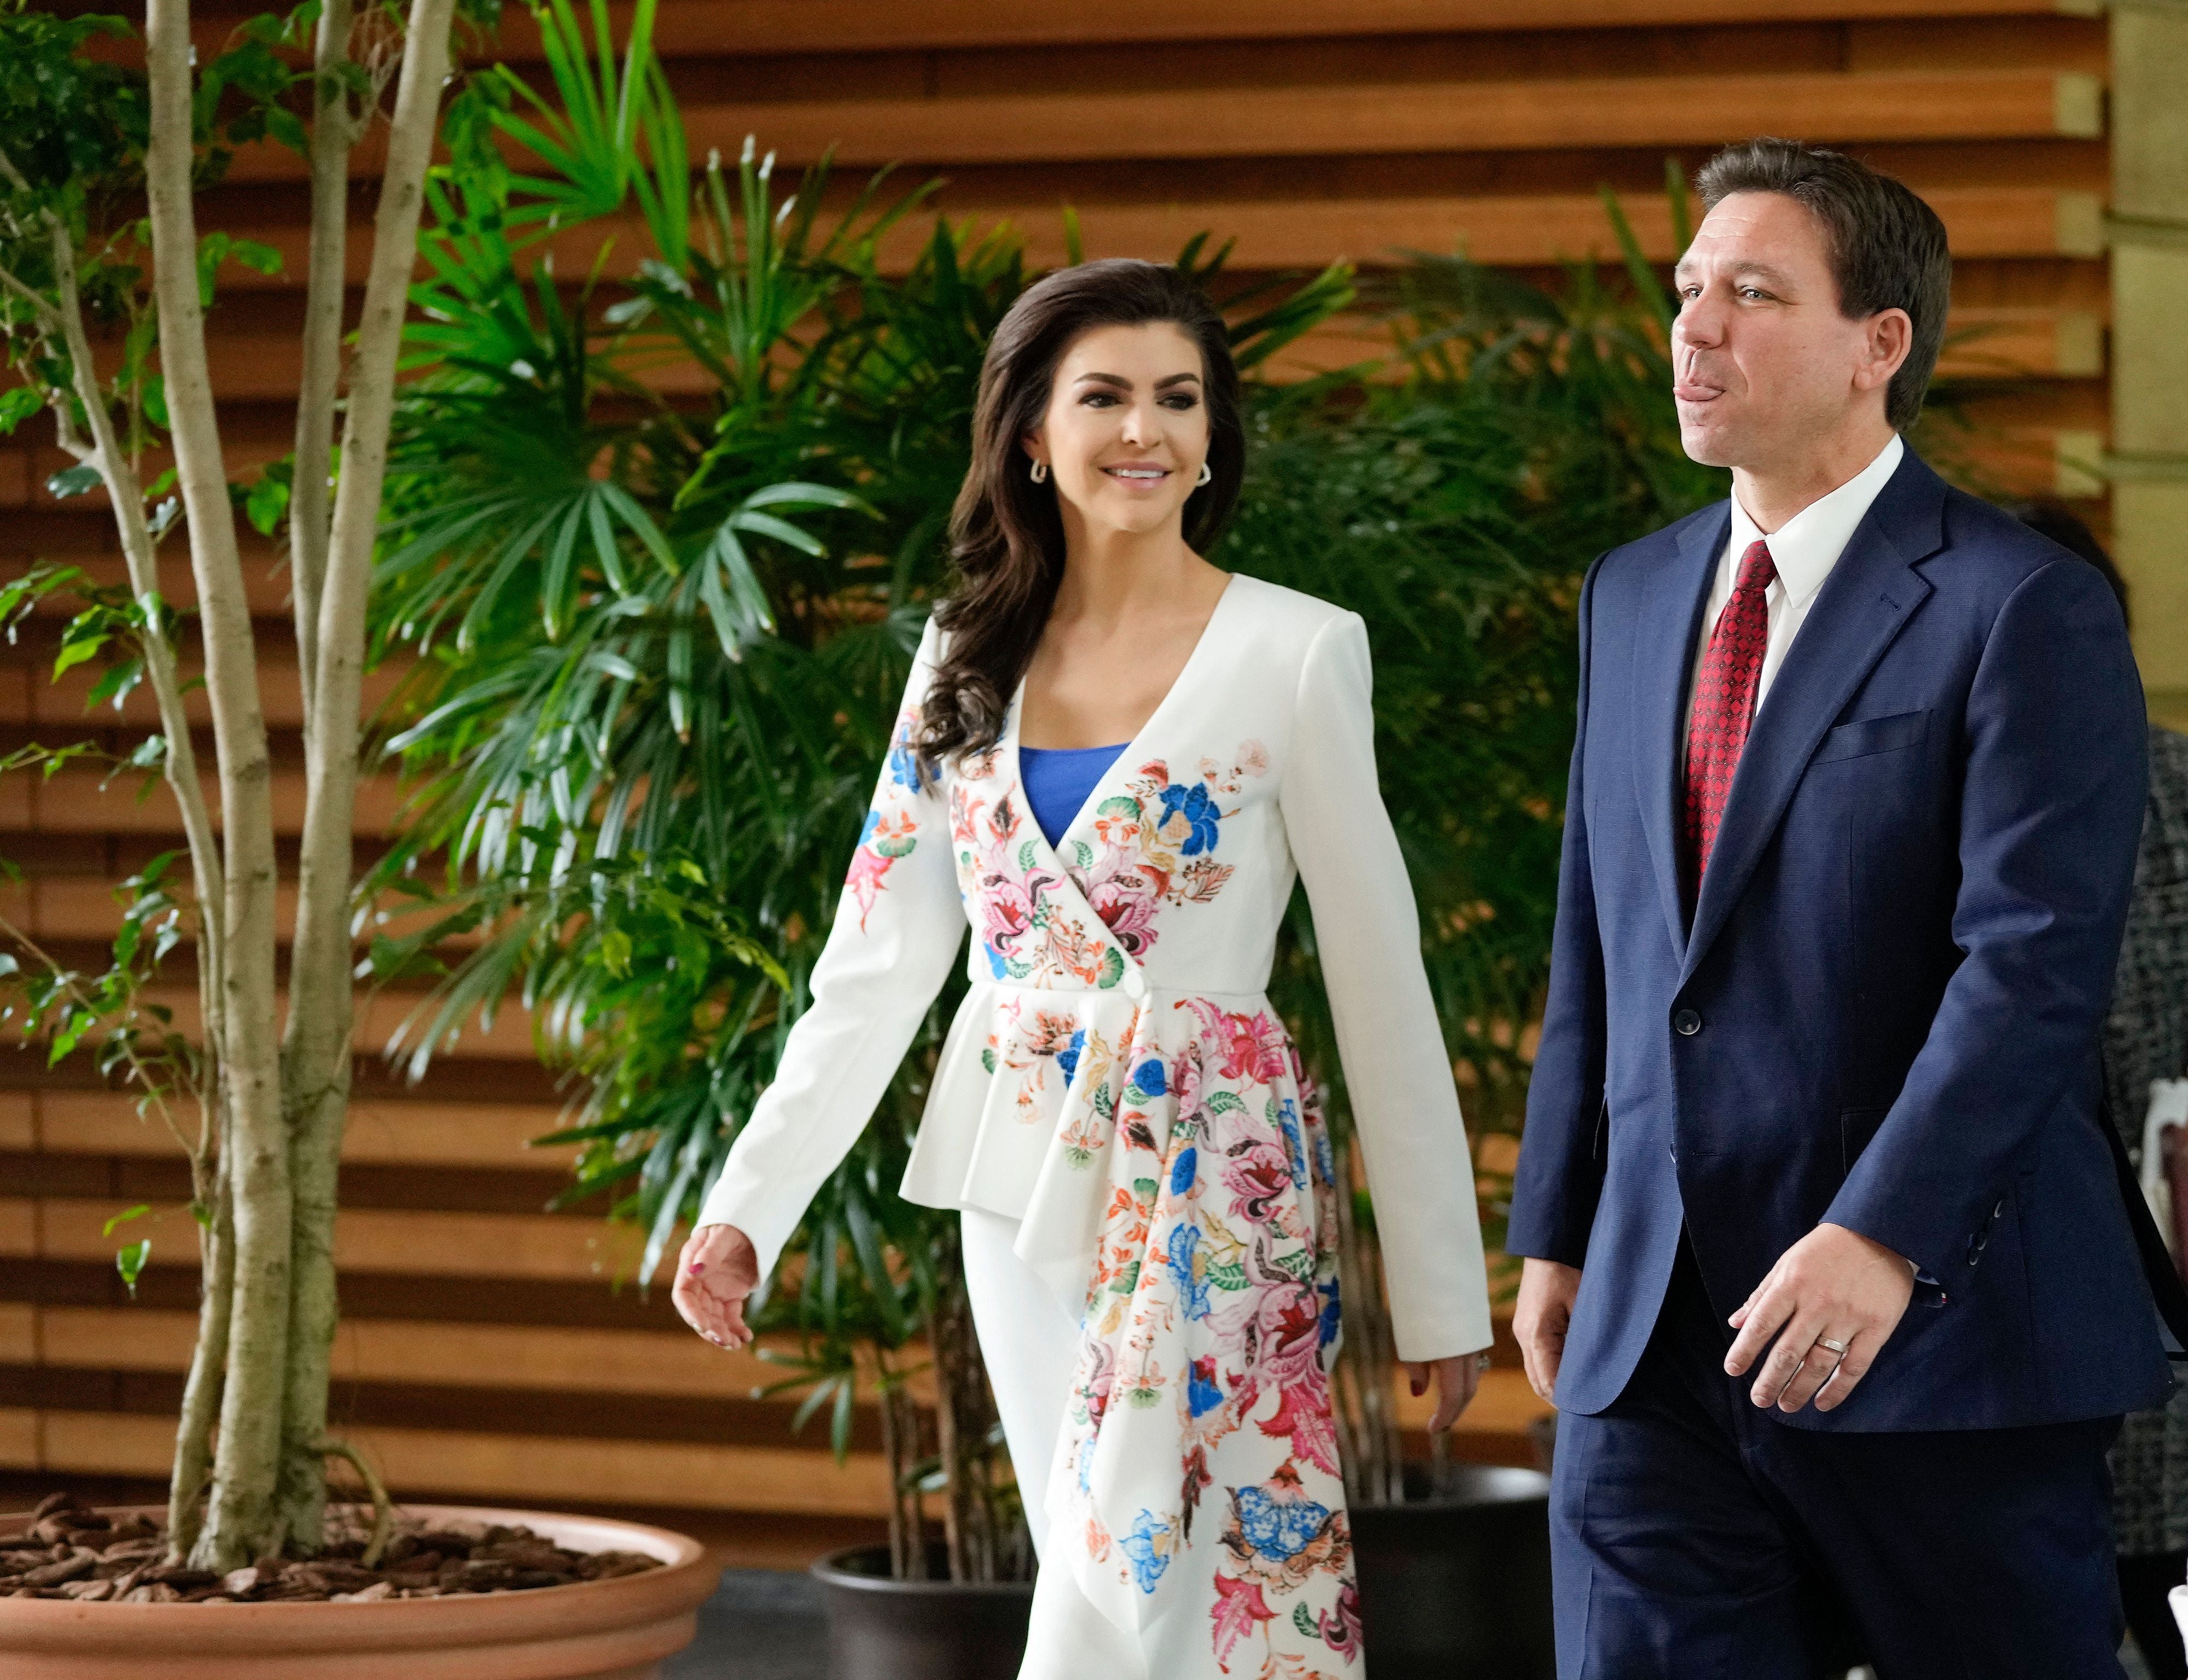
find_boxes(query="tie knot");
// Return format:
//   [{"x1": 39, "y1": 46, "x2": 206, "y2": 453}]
[{"x1": 1735, "y1": 539, "x2": 1777, "y2": 596}]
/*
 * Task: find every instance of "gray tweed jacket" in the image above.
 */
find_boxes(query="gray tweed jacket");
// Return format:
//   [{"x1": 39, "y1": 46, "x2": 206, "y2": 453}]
[{"x1": 2105, "y1": 724, "x2": 2188, "y2": 1556}]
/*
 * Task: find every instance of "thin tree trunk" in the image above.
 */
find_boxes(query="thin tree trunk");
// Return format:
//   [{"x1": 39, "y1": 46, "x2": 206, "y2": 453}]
[
  {"x1": 167, "y1": 1146, "x2": 234, "y2": 1559},
  {"x1": 9, "y1": 150, "x2": 240, "y2": 1565},
  {"x1": 144, "y1": 0, "x2": 291, "y2": 1573},
  {"x1": 272, "y1": 0, "x2": 455, "y2": 1552},
  {"x1": 34, "y1": 211, "x2": 227, "y2": 1024},
  {"x1": 285, "y1": 0, "x2": 359, "y2": 720}
]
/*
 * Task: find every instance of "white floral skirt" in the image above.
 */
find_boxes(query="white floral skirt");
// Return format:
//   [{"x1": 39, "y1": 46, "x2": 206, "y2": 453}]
[{"x1": 967, "y1": 996, "x2": 1366, "y2": 1680}]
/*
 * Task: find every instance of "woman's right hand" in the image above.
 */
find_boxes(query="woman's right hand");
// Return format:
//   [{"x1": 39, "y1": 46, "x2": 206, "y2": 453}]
[{"x1": 672, "y1": 1223, "x2": 761, "y2": 1350}]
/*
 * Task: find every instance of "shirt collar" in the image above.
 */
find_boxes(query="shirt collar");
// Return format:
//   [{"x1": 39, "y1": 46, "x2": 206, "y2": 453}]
[{"x1": 1727, "y1": 433, "x2": 1905, "y2": 609}]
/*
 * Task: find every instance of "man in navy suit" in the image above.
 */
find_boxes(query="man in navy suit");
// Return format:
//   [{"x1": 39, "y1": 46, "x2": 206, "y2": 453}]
[{"x1": 1508, "y1": 136, "x2": 2174, "y2": 1677}]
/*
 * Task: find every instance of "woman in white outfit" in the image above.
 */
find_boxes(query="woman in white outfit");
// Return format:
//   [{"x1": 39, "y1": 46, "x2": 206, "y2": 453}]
[{"x1": 672, "y1": 259, "x2": 1494, "y2": 1680}]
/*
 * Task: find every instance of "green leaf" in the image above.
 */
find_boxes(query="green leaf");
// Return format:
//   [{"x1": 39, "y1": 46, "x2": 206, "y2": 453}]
[
  {"x1": 45, "y1": 465, "x2": 103, "y2": 500},
  {"x1": 0, "y1": 387, "x2": 42, "y2": 438},
  {"x1": 115, "y1": 1239, "x2": 149, "y2": 1297},
  {"x1": 103, "y1": 1203, "x2": 150, "y2": 1238}
]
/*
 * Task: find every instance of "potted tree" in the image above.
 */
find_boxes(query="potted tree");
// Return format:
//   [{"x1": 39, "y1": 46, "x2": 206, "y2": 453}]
[{"x1": 0, "y1": 0, "x2": 717, "y2": 1670}]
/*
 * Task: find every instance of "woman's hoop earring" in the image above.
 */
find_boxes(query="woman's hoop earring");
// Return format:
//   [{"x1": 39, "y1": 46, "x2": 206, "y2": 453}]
[
  {"x1": 1196, "y1": 462, "x2": 1213, "y2": 488},
  {"x1": 1029, "y1": 459, "x2": 1049, "y2": 485}
]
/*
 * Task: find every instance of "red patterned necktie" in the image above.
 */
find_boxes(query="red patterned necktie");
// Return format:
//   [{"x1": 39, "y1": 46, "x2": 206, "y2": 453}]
[{"x1": 1683, "y1": 538, "x2": 1778, "y2": 882}]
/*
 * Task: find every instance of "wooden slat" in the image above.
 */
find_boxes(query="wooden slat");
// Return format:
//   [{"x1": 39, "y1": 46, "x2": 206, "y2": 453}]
[
  {"x1": 29, "y1": 1093, "x2": 572, "y2": 1170},
  {"x1": 135, "y1": 0, "x2": 2105, "y2": 73},
  {"x1": 10, "y1": 1198, "x2": 645, "y2": 1282},
  {"x1": 39, "y1": 1307, "x2": 766, "y2": 1395},
  {"x1": 5, "y1": 1407, "x2": 895, "y2": 1515},
  {"x1": 672, "y1": 69, "x2": 2104, "y2": 167},
  {"x1": 0, "y1": 648, "x2": 404, "y2": 732},
  {"x1": 11, "y1": 763, "x2": 407, "y2": 841},
  {"x1": 170, "y1": 296, "x2": 2111, "y2": 400},
  {"x1": 135, "y1": 980, "x2": 536, "y2": 1059},
  {"x1": 196, "y1": 187, "x2": 2105, "y2": 312},
  {"x1": 1190, "y1": 304, "x2": 2105, "y2": 384},
  {"x1": 224, "y1": 69, "x2": 2103, "y2": 185},
  {"x1": 1038, "y1": 186, "x2": 2106, "y2": 269},
  {"x1": 487, "y1": 0, "x2": 2112, "y2": 54}
]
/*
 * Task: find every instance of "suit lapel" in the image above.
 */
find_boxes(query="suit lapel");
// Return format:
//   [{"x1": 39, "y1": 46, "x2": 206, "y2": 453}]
[
  {"x1": 1632, "y1": 504, "x2": 1729, "y2": 959},
  {"x1": 1678, "y1": 453, "x2": 1945, "y2": 984}
]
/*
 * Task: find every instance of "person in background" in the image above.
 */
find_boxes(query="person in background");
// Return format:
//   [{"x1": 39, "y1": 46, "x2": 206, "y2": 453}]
[{"x1": 2017, "y1": 499, "x2": 2188, "y2": 1680}]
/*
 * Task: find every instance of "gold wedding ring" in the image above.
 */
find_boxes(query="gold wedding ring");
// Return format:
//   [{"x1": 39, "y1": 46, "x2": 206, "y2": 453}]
[{"x1": 1816, "y1": 1336, "x2": 1849, "y2": 1356}]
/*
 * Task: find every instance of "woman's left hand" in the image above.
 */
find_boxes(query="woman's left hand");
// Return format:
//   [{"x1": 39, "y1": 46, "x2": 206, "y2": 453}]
[{"x1": 1405, "y1": 1354, "x2": 1484, "y2": 1432}]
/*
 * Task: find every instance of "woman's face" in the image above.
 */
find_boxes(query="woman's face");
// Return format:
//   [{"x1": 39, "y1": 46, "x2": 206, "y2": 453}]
[{"x1": 1025, "y1": 320, "x2": 1211, "y2": 539}]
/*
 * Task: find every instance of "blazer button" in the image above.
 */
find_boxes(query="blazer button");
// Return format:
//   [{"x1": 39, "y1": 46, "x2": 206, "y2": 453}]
[{"x1": 1673, "y1": 1009, "x2": 1702, "y2": 1037}]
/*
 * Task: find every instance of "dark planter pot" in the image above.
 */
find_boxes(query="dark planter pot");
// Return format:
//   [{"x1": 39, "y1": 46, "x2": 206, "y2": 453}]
[
  {"x1": 810, "y1": 1545, "x2": 1035, "y2": 1680},
  {"x1": 1352, "y1": 1464, "x2": 1557, "y2": 1679}
]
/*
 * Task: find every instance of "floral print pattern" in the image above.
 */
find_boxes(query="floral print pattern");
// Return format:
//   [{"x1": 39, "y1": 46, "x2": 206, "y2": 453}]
[
  {"x1": 1049, "y1": 1000, "x2": 1357, "y2": 1678},
  {"x1": 1067, "y1": 744, "x2": 1268, "y2": 959},
  {"x1": 846, "y1": 708, "x2": 926, "y2": 930},
  {"x1": 951, "y1": 748, "x2": 1130, "y2": 991}
]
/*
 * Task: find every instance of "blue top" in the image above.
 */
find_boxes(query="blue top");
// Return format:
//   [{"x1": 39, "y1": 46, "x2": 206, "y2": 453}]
[{"x1": 1019, "y1": 743, "x2": 1127, "y2": 848}]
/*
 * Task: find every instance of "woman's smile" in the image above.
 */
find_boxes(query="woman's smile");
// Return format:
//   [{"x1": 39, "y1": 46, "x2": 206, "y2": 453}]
[{"x1": 1103, "y1": 460, "x2": 1173, "y2": 486}]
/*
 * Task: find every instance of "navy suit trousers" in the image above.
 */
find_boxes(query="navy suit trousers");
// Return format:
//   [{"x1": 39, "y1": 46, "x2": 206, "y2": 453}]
[{"x1": 1550, "y1": 1240, "x2": 2127, "y2": 1680}]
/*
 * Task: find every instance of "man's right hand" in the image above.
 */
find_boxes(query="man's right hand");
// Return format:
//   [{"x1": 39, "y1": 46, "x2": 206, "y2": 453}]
[
  {"x1": 672, "y1": 1223, "x2": 760, "y2": 1350},
  {"x1": 1515, "y1": 1257, "x2": 1584, "y2": 1404}
]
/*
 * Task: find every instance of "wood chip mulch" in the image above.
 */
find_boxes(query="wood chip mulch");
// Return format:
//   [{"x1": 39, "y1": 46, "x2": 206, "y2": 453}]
[{"x1": 0, "y1": 1493, "x2": 665, "y2": 1604}]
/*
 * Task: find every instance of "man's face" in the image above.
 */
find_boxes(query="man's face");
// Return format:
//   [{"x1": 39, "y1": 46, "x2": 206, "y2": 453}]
[{"x1": 1670, "y1": 191, "x2": 1904, "y2": 474}]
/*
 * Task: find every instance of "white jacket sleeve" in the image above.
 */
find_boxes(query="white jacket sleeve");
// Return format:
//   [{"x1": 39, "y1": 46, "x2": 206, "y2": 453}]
[
  {"x1": 1279, "y1": 612, "x2": 1493, "y2": 1363},
  {"x1": 694, "y1": 618, "x2": 968, "y2": 1282}
]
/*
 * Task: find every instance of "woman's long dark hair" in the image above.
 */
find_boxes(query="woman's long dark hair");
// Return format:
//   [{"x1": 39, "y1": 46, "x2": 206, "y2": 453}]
[{"x1": 914, "y1": 259, "x2": 1245, "y2": 771}]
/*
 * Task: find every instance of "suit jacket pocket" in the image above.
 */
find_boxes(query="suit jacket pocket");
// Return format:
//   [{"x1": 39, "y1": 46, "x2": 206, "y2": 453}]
[
  {"x1": 1841, "y1": 1106, "x2": 1889, "y2": 1175},
  {"x1": 1811, "y1": 708, "x2": 1930, "y2": 766}
]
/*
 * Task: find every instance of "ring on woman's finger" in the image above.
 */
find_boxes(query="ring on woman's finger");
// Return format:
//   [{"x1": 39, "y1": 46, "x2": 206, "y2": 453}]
[{"x1": 1816, "y1": 1335, "x2": 1849, "y2": 1357}]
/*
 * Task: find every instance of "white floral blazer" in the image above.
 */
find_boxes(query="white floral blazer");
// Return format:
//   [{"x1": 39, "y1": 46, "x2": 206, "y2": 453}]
[{"x1": 698, "y1": 573, "x2": 1491, "y2": 1367}]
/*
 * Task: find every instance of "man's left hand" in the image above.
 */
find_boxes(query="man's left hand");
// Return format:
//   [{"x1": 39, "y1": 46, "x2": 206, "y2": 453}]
[{"x1": 1723, "y1": 1222, "x2": 1915, "y2": 1414}]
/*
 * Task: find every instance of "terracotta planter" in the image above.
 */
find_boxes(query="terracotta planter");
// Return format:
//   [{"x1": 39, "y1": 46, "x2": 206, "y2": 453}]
[
  {"x1": 0, "y1": 1504, "x2": 719, "y2": 1680},
  {"x1": 1351, "y1": 1464, "x2": 1557, "y2": 1679},
  {"x1": 810, "y1": 1544, "x2": 1033, "y2": 1680}
]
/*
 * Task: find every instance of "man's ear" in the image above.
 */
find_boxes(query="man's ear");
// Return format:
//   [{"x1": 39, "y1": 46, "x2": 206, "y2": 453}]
[{"x1": 1857, "y1": 309, "x2": 1915, "y2": 396}]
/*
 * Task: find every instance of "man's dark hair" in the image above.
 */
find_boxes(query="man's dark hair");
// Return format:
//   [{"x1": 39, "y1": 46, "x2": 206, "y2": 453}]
[{"x1": 1695, "y1": 138, "x2": 1952, "y2": 433}]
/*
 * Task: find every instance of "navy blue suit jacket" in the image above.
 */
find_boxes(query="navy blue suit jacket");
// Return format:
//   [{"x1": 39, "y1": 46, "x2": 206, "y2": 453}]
[{"x1": 1507, "y1": 448, "x2": 2173, "y2": 1431}]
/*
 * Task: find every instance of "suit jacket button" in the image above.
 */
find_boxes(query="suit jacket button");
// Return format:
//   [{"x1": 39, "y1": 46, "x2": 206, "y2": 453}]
[{"x1": 1673, "y1": 1009, "x2": 1702, "y2": 1036}]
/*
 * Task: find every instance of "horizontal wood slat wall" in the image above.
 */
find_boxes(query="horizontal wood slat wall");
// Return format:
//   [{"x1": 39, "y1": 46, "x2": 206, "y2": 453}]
[{"x1": 3, "y1": 0, "x2": 2109, "y2": 1550}]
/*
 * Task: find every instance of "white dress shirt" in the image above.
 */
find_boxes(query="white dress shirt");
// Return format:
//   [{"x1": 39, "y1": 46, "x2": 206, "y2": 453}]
[{"x1": 1684, "y1": 433, "x2": 1905, "y2": 735}]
